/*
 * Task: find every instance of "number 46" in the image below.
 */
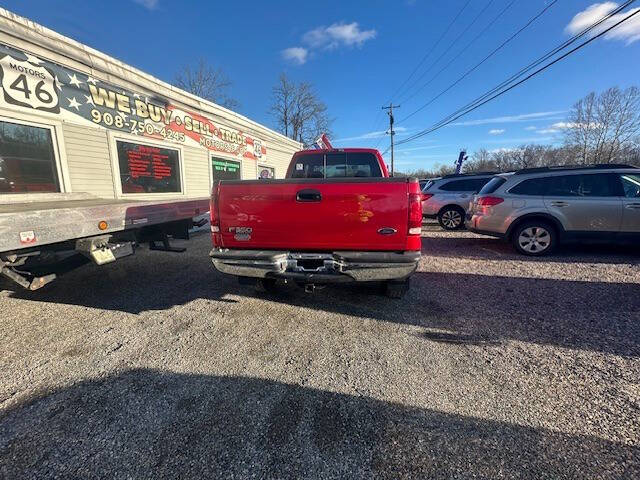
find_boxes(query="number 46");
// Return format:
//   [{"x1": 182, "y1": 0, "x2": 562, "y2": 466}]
[{"x1": 10, "y1": 74, "x2": 54, "y2": 104}]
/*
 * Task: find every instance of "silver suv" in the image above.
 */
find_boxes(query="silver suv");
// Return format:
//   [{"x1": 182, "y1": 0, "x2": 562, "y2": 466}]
[
  {"x1": 466, "y1": 165, "x2": 640, "y2": 255},
  {"x1": 422, "y1": 173, "x2": 497, "y2": 230}
]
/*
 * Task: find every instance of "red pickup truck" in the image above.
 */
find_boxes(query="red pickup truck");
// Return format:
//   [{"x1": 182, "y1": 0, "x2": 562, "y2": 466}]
[{"x1": 209, "y1": 148, "x2": 422, "y2": 297}]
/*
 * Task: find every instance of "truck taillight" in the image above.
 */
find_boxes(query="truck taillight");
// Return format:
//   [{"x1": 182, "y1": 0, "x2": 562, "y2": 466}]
[
  {"x1": 210, "y1": 182, "x2": 221, "y2": 234},
  {"x1": 408, "y1": 193, "x2": 422, "y2": 235},
  {"x1": 477, "y1": 196, "x2": 504, "y2": 207}
]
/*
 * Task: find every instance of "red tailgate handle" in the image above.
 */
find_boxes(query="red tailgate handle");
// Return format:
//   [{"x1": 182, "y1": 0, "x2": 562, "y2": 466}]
[{"x1": 296, "y1": 189, "x2": 322, "y2": 202}]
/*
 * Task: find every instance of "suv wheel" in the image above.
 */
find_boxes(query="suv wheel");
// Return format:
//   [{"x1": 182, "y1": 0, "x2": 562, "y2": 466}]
[
  {"x1": 512, "y1": 221, "x2": 557, "y2": 256},
  {"x1": 438, "y1": 207, "x2": 464, "y2": 231}
]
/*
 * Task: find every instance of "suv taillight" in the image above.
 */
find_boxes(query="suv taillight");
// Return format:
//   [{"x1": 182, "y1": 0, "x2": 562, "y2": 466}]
[
  {"x1": 421, "y1": 193, "x2": 433, "y2": 202},
  {"x1": 477, "y1": 196, "x2": 504, "y2": 207},
  {"x1": 408, "y1": 193, "x2": 422, "y2": 235}
]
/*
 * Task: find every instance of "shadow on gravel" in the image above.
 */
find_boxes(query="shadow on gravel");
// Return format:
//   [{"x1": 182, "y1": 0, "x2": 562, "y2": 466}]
[
  {"x1": 3, "y1": 235, "x2": 639, "y2": 357},
  {"x1": 420, "y1": 235, "x2": 640, "y2": 265},
  {"x1": 1, "y1": 241, "x2": 241, "y2": 314},
  {"x1": 1, "y1": 369, "x2": 637, "y2": 479}
]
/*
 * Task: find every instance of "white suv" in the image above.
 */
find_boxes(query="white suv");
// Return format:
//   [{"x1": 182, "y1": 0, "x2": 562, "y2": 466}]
[
  {"x1": 466, "y1": 165, "x2": 640, "y2": 255},
  {"x1": 422, "y1": 173, "x2": 497, "y2": 230}
]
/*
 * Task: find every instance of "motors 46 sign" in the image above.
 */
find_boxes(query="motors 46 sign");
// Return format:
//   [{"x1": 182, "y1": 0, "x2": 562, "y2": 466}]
[{"x1": 0, "y1": 56, "x2": 59, "y2": 113}]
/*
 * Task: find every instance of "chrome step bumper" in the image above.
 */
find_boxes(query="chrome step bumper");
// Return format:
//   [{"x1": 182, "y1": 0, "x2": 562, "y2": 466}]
[{"x1": 209, "y1": 249, "x2": 420, "y2": 282}]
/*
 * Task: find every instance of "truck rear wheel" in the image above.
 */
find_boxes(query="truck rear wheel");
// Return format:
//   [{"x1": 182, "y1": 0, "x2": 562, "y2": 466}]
[{"x1": 385, "y1": 278, "x2": 410, "y2": 299}]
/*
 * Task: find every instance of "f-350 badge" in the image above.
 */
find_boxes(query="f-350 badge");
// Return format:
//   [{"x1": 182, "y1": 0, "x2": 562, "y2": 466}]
[{"x1": 229, "y1": 226, "x2": 252, "y2": 241}]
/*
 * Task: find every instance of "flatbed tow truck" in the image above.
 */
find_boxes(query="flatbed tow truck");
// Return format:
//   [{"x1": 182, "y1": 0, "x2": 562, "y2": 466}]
[{"x1": 0, "y1": 194, "x2": 208, "y2": 290}]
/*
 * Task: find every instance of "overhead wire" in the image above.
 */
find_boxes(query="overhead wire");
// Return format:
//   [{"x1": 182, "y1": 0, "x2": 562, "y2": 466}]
[
  {"x1": 373, "y1": 0, "x2": 473, "y2": 151},
  {"x1": 398, "y1": 0, "x2": 558, "y2": 124},
  {"x1": 422, "y1": 0, "x2": 635, "y2": 132},
  {"x1": 394, "y1": 4, "x2": 640, "y2": 147},
  {"x1": 397, "y1": 0, "x2": 499, "y2": 105},
  {"x1": 389, "y1": 0, "x2": 473, "y2": 103}
]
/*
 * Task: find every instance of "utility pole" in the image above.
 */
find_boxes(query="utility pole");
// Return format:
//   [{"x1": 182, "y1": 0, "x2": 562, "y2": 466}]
[{"x1": 382, "y1": 103, "x2": 400, "y2": 176}]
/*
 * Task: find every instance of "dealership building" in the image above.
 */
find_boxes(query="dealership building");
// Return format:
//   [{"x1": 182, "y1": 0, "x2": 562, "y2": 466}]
[{"x1": 0, "y1": 8, "x2": 302, "y2": 200}]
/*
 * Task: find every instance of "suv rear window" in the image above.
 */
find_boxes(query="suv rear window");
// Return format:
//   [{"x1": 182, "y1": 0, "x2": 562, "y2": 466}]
[
  {"x1": 546, "y1": 173, "x2": 617, "y2": 197},
  {"x1": 509, "y1": 178, "x2": 547, "y2": 195},
  {"x1": 478, "y1": 176, "x2": 506, "y2": 194},
  {"x1": 290, "y1": 152, "x2": 382, "y2": 178},
  {"x1": 509, "y1": 173, "x2": 618, "y2": 196},
  {"x1": 439, "y1": 178, "x2": 490, "y2": 192},
  {"x1": 421, "y1": 180, "x2": 435, "y2": 191}
]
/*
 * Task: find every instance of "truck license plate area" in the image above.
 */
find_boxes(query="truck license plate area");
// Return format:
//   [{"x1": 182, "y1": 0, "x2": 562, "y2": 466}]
[{"x1": 287, "y1": 253, "x2": 342, "y2": 273}]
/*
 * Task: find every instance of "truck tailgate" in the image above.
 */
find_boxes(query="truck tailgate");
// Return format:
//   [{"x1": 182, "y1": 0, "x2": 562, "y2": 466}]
[{"x1": 216, "y1": 178, "x2": 410, "y2": 251}]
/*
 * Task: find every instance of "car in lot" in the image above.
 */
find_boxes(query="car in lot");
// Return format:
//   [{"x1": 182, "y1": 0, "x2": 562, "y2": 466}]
[
  {"x1": 421, "y1": 173, "x2": 497, "y2": 230},
  {"x1": 466, "y1": 164, "x2": 640, "y2": 255}
]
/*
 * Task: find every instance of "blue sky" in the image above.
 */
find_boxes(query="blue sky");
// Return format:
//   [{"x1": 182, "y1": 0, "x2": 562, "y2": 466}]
[{"x1": 2, "y1": 0, "x2": 640, "y2": 172}]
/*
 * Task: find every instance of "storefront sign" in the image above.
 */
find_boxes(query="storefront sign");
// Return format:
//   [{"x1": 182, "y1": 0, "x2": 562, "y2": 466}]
[
  {"x1": 0, "y1": 43, "x2": 267, "y2": 161},
  {"x1": 212, "y1": 157, "x2": 241, "y2": 181}
]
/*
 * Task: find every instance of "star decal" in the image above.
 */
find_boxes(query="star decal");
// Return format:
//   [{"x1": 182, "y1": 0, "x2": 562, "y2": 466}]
[
  {"x1": 25, "y1": 53, "x2": 42, "y2": 65},
  {"x1": 54, "y1": 75, "x2": 65, "y2": 89},
  {"x1": 84, "y1": 94, "x2": 95, "y2": 106},
  {"x1": 86, "y1": 75, "x2": 98, "y2": 85},
  {"x1": 67, "y1": 97, "x2": 81, "y2": 110},
  {"x1": 119, "y1": 112, "x2": 128, "y2": 121},
  {"x1": 67, "y1": 73, "x2": 83, "y2": 88}
]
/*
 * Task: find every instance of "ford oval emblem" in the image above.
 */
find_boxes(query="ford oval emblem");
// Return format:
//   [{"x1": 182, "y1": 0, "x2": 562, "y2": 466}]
[{"x1": 377, "y1": 227, "x2": 397, "y2": 235}]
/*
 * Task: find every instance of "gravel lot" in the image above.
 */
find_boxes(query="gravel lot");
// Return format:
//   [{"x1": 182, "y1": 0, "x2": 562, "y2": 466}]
[{"x1": 1, "y1": 225, "x2": 639, "y2": 479}]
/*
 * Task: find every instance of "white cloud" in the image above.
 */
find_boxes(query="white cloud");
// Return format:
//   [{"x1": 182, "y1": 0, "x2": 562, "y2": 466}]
[
  {"x1": 395, "y1": 144, "x2": 447, "y2": 153},
  {"x1": 524, "y1": 126, "x2": 537, "y2": 131},
  {"x1": 551, "y1": 121, "x2": 600, "y2": 129},
  {"x1": 490, "y1": 148, "x2": 519, "y2": 154},
  {"x1": 303, "y1": 22, "x2": 377, "y2": 49},
  {"x1": 486, "y1": 136, "x2": 553, "y2": 144},
  {"x1": 537, "y1": 128, "x2": 560, "y2": 134},
  {"x1": 566, "y1": 2, "x2": 640, "y2": 45},
  {"x1": 281, "y1": 47, "x2": 308, "y2": 65},
  {"x1": 488, "y1": 129, "x2": 505, "y2": 135},
  {"x1": 335, "y1": 126, "x2": 408, "y2": 142},
  {"x1": 450, "y1": 111, "x2": 566, "y2": 127},
  {"x1": 133, "y1": 0, "x2": 158, "y2": 9}
]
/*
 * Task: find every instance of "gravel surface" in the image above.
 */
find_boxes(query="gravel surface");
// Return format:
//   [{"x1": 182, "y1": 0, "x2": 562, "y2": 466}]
[{"x1": 1, "y1": 225, "x2": 639, "y2": 479}]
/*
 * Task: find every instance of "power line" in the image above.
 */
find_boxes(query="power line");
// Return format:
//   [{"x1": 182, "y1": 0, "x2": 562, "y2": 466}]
[
  {"x1": 389, "y1": 0, "x2": 472, "y2": 103},
  {"x1": 426, "y1": 0, "x2": 635, "y2": 132},
  {"x1": 397, "y1": 0, "x2": 498, "y2": 105},
  {"x1": 395, "y1": 5, "x2": 640, "y2": 147},
  {"x1": 398, "y1": 0, "x2": 558, "y2": 124},
  {"x1": 372, "y1": 0, "x2": 474, "y2": 151}
]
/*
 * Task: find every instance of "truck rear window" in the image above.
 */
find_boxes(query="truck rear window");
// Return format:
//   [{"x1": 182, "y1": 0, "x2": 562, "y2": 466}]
[{"x1": 290, "y1": 152, "x2": 382, "y2": 178}]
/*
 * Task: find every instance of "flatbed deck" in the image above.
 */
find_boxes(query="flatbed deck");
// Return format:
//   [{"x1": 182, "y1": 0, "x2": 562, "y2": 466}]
[{"x1": 1, "y1": 196, "x2": 210, "y2": 252}]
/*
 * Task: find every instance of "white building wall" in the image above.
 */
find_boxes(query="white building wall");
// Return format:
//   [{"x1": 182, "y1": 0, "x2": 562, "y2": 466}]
[{"x1": 0, "y1": 8, "x2": 302, "y2": 203}]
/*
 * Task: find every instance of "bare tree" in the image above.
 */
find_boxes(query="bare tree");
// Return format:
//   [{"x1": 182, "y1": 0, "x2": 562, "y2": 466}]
[
  {"x1": 269, "y1": 74, "x2": 296, "y2": 138},
  {"x1": 565, "y1": 87, "x2": 640, "y2": 163},
  {"x1": 174, "y1": 58, "x2": 239, "y2": 110},
  {"x1": 270, "y1": 73, "x2": 332, "y2": 146}
]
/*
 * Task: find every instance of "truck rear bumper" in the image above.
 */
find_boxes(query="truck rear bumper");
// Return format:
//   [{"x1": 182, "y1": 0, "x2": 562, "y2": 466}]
[{"x1": 209, "y1": 249, "x2": 421, "y2": 283}]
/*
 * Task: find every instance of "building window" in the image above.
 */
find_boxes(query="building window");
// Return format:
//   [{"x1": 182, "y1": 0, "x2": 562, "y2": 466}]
[
  {"x1": 212, "y1": 157, "x2": 241, "y2": 181},
  {"x1": 116, "y1": 140, "x2": 181, "y2": 194},
  {"x1": 258, "y1": 164, "x2": 275, "y2": 179},
  {"x1": 0, "y1": 120, "x2": 59, "y2": 193}
]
